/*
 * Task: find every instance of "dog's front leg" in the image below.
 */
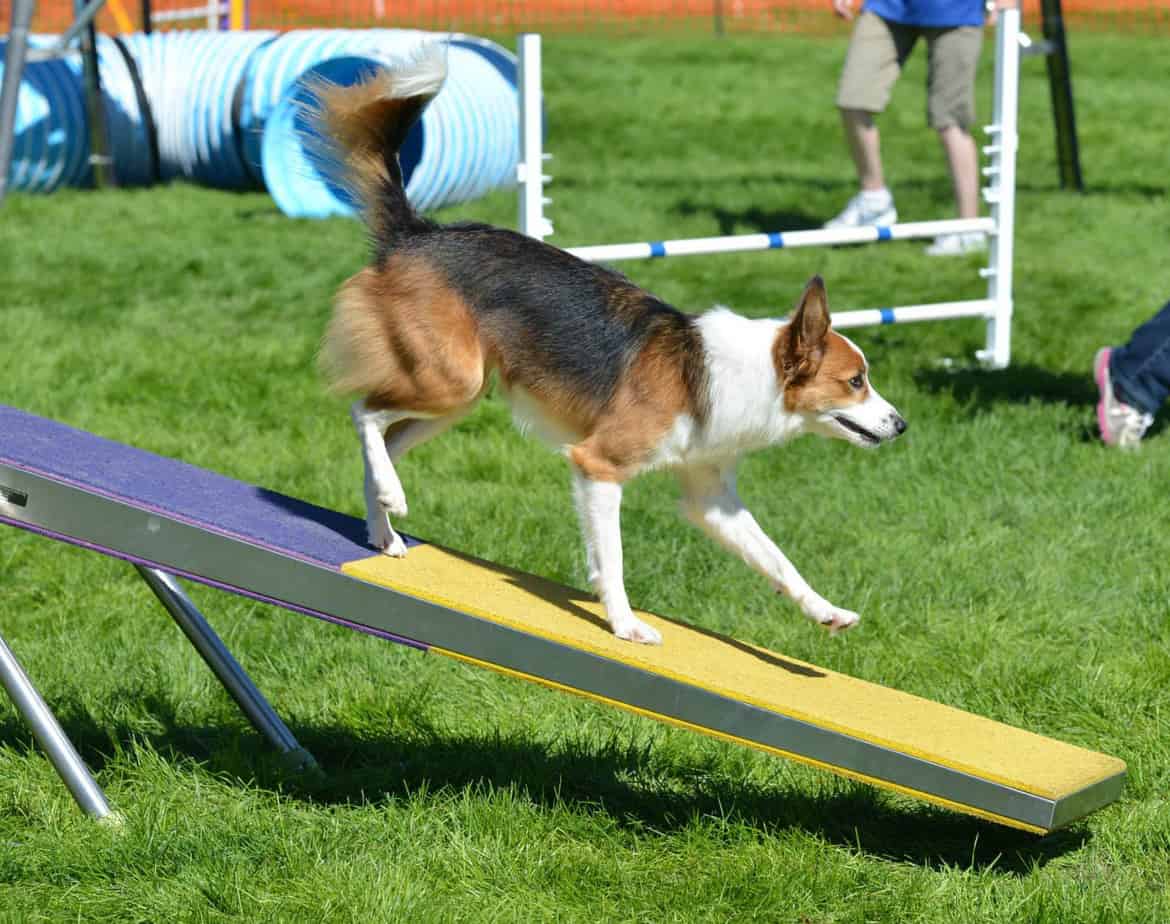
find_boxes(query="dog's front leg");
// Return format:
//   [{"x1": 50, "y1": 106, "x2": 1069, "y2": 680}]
[
  {"x1": 571, "y1": 470, "x2": 662, "y2": 645},
  {"x1": 677, "y1": 464, "x2": 859, "y2": 634}
]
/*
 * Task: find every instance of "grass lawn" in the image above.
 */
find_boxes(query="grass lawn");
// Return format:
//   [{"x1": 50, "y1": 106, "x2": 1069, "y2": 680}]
[{"x1": 2, "y1": 27, "x2": 1169, "y2": 924}]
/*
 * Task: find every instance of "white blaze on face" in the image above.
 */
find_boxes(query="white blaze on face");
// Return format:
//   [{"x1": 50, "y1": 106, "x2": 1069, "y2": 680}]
[{"x1": 830, "y1": 380, "x2": 904, "y2": 444}]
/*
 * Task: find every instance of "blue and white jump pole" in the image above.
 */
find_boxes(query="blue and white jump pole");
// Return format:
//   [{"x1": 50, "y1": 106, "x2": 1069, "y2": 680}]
[{"x1": 516, "y1": 10, "x2": 1022, "y2": 369}]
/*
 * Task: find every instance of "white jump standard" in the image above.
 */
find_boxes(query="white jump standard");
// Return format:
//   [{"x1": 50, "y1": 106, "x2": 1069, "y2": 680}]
[{"x1": 516, "y1": 9, "x2": 1022, "y2": 368}]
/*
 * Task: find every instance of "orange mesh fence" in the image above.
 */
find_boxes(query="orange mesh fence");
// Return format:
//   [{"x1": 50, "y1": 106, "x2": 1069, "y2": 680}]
[{"x1": 5, "y1": 0, "x2": 1169, "y2": 38}]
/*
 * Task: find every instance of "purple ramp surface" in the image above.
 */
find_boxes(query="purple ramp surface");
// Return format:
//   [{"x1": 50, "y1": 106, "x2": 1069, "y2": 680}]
[{"x1": 0, "y1": 403, "x2": 420, "y2": 568}]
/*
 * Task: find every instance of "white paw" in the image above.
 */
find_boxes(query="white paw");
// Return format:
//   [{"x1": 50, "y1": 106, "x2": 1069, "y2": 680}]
[
  {"x1": 367, "y1": 515, "x2": 407, "y2": 557},
  {"x1": 382, "y1": 532, "x2": 408, "y2": 558},
  {"x1": 816, "y1": 606, "x2": 860, "y2": 636},
  {"x1": 612, "y1": 617, "x2": 663, "y2": 645}
]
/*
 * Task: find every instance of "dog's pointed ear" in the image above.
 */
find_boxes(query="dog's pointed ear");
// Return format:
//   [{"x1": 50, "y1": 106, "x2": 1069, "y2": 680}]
[
  {"x1": 795, "y1": 275, "x2": 831, "y2": 347},
  {"x1": 775, "y1": 275, "x2": 831, "y2": 383}
]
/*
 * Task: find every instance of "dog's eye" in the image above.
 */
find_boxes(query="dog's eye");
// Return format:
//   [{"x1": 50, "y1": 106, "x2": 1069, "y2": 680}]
[{"x1": 848, "y1": 374, "x2": 865, "y2": 390}]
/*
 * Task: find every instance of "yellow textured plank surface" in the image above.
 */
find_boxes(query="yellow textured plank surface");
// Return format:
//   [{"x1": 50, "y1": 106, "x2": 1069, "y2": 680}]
[{"x1": 343, "y1": 545, "x2": 1124, "y2": 800}]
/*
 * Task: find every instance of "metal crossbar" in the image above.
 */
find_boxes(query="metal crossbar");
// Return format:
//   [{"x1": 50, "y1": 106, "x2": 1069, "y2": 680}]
[{"x1": 566, "y1": 218, "x2": 997, "y2": 263}]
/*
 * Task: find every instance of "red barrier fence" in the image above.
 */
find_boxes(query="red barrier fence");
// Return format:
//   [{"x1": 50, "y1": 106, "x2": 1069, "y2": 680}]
[{"x1": 5, "y1": 0, "x2": 1169, "y2": 37}]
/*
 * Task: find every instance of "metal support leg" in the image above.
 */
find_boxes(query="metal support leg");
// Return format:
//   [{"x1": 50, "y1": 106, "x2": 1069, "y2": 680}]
[
  {"x1": 1040, "y1": 0, "x2": 1083, "y2": 191},
  {"x1": 135, "y1": 566, "x2": 318, "y2": 773},
  {"x1": 0, "y1": 0, "x2": 37, "y2": 206},
  {"x1": 0, "y1": 628, "x2": 115, "y2": 820},
  {"x1": 74, "y1": 0, "x2": 111, "y2": 188}
]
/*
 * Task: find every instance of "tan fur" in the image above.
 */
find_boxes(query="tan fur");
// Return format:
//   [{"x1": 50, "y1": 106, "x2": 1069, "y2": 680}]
[
  {"x1": 783, "y1": 331, "x2": 868, "y2": 414},
  {"x1": 322, "y1": 256, "x2": 700, "y2": 481},
  {"x1": 320, "y1": 259, "x2": 486, "y2": 415},
  {"x1": 305, "y1": 74, "x2": 403, "y2": 201},
  {"x1": 569, "y1": 329, "x2": 701, "y2": 482},
  {"x1": 308, "y1": 73, "x2": 400, "y2": 159},
  {"x1": 494, "y1": 366, "x2": 604, "y2": 439},
  {"x1": 771, "y1": 276, "x2": 868, "y2": 414}
]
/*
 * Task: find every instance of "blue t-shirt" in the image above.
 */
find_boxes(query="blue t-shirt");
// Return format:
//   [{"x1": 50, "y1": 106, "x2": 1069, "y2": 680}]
[{"x1": 864, "y1": 0, "x2": 985, "y2": 27}]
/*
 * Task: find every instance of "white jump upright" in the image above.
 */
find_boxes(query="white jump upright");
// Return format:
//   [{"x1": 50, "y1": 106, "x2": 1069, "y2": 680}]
[
  {"x1": 516, "y1": 33, "x2": 554, "y2": 241},
  {"x1": 516, "y1": 9, "x2": 1022, "y2": 368},
  {"x1": 978, "y1": 6, "x2": 1020, "y2": 368}
]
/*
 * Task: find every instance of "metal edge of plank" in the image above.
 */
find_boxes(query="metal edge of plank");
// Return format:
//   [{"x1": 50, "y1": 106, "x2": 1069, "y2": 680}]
[
  {"x1": 1050, "y1": 772, "x2": 1127, "y2": 831},
  {"x1": 0, "y1": 462, "x2": 1121, "y2": 831}
]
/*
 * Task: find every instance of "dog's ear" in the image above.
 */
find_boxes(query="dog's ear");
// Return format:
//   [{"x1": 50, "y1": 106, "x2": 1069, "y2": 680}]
[{"x1": 775, "y1": 275, "x2": 831, "y2": 383}]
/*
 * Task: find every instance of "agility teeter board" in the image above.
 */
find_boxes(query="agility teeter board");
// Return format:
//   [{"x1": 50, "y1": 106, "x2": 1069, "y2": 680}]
[{"x1": 0, "y1": 404, "x2": 1124, "y2": 832}]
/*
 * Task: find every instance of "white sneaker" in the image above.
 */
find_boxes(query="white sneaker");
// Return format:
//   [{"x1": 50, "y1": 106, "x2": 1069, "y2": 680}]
[
  {"x1": 925, "y1": 231, "x2": 987, "y2": 257},
  {"x1": 824, "y1": 191, "x2": 897, "y2": 229}
]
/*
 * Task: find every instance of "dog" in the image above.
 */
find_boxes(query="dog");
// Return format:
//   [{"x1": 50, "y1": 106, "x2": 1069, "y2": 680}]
[{"x1": 309, "y1": 45, "x2": 907, "y2": 645}]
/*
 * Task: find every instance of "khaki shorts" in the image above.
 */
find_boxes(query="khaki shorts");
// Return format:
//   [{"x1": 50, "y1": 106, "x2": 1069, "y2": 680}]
[{"x1": 836, "y1": 11, "x2": 983, "y2": 131}]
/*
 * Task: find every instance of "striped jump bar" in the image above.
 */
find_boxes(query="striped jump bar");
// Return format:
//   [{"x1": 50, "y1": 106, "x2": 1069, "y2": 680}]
[
  {"x1": 831, "y1": 299, "x2": 997, "y2": 329},
  {"x1": 567, "y1": 218, "x2": 996, "y2": 263},
  {"x1": 0, "y1": 404, "x2": 1124, "y2": 834}
]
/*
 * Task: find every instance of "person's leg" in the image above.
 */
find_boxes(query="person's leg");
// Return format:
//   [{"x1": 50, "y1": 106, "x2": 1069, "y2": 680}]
[
  {"x1": 924, "y1": 25, "x2": 985, "y2": 255},
  {"x1": 925, "y1": 25, "x2": 982, "y2": 214},
  {"x1": 828, "y1": 13, "x2": 916, "y2": 227},
  {"x1": 840, "y1": 108, "x2": 886, "y2": 192},
  {"x1": 938, "y1": 124, "x2": 979, "y2": 219},
  {"x1": 1109, "y1": 301, "x2": 1170, "y2": 415},
  {"x1": 1094, "y1": 302, "x2": 1170, "y2": 448}
]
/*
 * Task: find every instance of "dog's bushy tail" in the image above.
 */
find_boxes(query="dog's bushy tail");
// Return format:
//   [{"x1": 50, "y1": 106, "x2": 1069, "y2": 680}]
[{"x1": 302, "y1": 44, "x2": 446, "y2": 254}]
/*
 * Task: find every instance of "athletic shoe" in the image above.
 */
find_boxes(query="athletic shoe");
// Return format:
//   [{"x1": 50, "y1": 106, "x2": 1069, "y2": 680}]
[
  {"x1": 1094, "y1": 347, "x2": 1153, "y2": 449},
  {"x1": 924, "y1": 231, "x2": 988, "y2": 257},
  {"x1": 824, "y1": 191, "x2": 897, "y2": 229}
]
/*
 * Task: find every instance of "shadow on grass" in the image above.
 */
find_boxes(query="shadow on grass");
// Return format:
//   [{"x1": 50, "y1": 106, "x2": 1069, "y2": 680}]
[
  {"x1": 914, "y1": 363, "x2": 1099, "y2": 411},
  {"x1": 914, "y1": 363, "x2": 1169, "y2": 441},
  {"x1": 1016, "y1": 180, "x2": 1168, "y2": 199},
  {"x1": 0, "y1": 694, "x2": 1089, "y2": 874},
  {"x1": 670, "y1": 199, "x2": 823, "y2": 235}
]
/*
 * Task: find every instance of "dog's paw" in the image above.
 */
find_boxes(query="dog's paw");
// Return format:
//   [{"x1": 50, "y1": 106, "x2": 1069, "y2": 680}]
[
  {"x1": 817, "y1": 606, "x2": 859, "y2": 636},
  {"x1": 796, "y1": 592, "x2": 860, "y2": 636},
  {"x1": 381, "y1": 533, "x2": 408, "y2": 558},
  {"x1": 612, "y1": 616, "x2": 663, "y2": 645},
  {"x1": 367, "y1": 516, "x2": 408, "y2": 557}
]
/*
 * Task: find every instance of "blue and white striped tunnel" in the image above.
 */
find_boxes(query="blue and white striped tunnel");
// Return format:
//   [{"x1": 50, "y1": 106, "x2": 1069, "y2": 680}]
[
  {"x1": 0, "y1": 40, "x2": 88, "y2": 192},
  {"x1": 1, "y1": 29, "x2": 521, "y2": 217},
  {"x1": 255, "y1": 32, "x2": 519, "y2": 218},
  {"x1": 115, "y1": 29, "x2": 280, "y2": 188}
]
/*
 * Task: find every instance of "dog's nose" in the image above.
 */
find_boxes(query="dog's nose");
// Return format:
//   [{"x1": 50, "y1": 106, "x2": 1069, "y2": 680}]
[{"x1": 893, "y1": 416, "x2": 907, "y2": 435}]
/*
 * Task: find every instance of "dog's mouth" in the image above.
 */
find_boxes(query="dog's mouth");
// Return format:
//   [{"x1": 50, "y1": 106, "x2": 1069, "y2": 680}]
[{"x1": 832, "y1": 414, "x2": 881, "y2": 445}]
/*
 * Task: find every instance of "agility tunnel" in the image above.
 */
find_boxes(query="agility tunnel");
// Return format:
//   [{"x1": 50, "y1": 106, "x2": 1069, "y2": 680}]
[
  {"x1": 0, "y1": 403, "x2": 1126, "y2": 832},
  {"x1": 0, "y1": 29, "x2": 520, "y2": 216}
]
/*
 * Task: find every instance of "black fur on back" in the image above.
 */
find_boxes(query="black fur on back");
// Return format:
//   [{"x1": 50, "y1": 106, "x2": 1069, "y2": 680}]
[{"x1": 387, "y1": 221, "x2": 709, "y2": 418}]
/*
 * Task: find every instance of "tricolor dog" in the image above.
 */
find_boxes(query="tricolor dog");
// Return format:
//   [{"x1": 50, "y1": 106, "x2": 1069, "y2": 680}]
[{"x1": 310, "y1": 46, "x2": 906, "y2": 645}]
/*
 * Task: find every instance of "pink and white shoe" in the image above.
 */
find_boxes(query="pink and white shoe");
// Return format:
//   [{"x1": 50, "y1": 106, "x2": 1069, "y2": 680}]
[{"x1": 1094, "y1": 347, "x2": 1153, "y2": 449}]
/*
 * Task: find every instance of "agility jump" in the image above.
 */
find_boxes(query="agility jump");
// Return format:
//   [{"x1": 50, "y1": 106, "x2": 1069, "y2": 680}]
[
  {"x1": 0, "y1": 404, "x2": 1125, "y2": 832},
  {"x1": 515, "y1": 9, "x2": 1022, "y2": 369}
]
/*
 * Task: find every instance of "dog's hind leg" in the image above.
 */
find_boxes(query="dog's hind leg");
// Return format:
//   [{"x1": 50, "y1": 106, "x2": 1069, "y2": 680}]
[
  {"x1": 354, "y1": 403, "x2": 477, "y2": 556},
  {"x1": 385, "y1": 407, "x2": 471, "y2": 461},
  {"x1": 352, "y1": 400, "x2": 417, "y2": 556},
  {"x1": 571, "y1": 470, "x2": 662, "y2": 645}
]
